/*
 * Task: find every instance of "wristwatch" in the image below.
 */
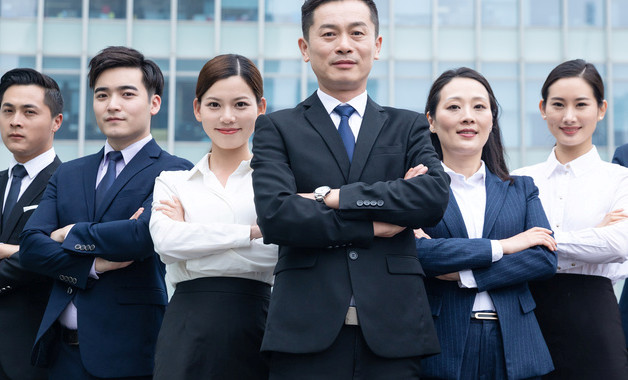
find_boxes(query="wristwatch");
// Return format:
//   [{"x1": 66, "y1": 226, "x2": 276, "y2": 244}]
[{"x1": 314, "y1": 186, "x2": 331, "y2": 202}]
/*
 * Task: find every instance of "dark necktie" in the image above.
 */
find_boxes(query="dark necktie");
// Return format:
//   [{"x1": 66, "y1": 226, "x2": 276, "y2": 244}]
[
  {"x1": 95, "y1": 151, "x2": 123, "y2": 208},
  {"x1": 3, "y1": 164, "x2": 27, "y2": 225},
  {"x1": 334, "y1": 105, "x2": 356, "y2": 163}
]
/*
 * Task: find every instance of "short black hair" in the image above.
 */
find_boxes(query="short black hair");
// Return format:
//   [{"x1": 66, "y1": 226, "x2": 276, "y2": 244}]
[
  {"x1": 88, "y1": 46, "x2": 164, "y2": 96},
  {"x1": 0, "y1": 68, "x2": 64, "y2": 116},
  {"x1": 301, "y1": 0, "x2": 379, "y2": 40}
]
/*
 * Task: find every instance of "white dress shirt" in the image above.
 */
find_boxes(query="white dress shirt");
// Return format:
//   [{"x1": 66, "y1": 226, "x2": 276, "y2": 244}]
[
  {"x1": 3, "y1": 148, "x2": 56, "y2": 210},
  {"x1": 442, "y1": 162, "x2": 503, "y2": 311},
  {"x1": 513, "y1": 146, "x2": 628, "y2": 283},
  {"x1": 59, "y1": 135, "x2": 153, "y2": 329},
  {"x1": 317, "y1": 89, "x2": 368, "y2": 141},
  {"x1": 149, "y1": 154, "x2": 277, "y2": 288}
]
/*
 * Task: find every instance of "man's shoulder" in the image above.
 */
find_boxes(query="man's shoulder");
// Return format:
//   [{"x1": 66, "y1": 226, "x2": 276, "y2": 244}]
[{"x1": 153, "y1": 149, "x2": 194, "y2": 171}]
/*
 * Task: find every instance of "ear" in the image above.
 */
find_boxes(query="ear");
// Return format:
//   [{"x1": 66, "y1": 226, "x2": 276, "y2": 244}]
[
  {"x1": 538, "y1": 99, "x2": 547, "y2": 119},
  {"x1": 150, "y1": 94, "x2": 162, "y2": 116},
  {"x1": 298, "y1": 37, "x2": 310, "y2": 63},
  {"x1": 426, "y1": 112, "x2": 435, "y2": 132},
  {"x1": 193, "y1": 98, "x2": 202, "y2": 122},
  {"x1": 598, "y1": 99, "x2": 608, "y2": 121},
  {"x1": 373, "y1": 35, "x2": 383, "y2": 61},
  {"x1": 51, "y1": 113, "x2": 63, "y2": 133},
  {"x1": 257, "y1": 97, "x2": 267, "y2": 116}
]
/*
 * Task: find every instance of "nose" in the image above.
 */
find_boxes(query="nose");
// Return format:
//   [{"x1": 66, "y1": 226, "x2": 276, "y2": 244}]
[
  {"x1": 9, "y1": 112, "x2": 24, "y2": 128},
  {"x1": 106, "y1": 94, "x2": 122, "y2": 112},
  {"x1": 335, "y1": 33, "x2": 353, "y2": 54},
  {"x1": 461, "y1": 105, "x2": 475, "y2": 124},
  {"x1": 220, "y1": 107, "x2": 236, "y2": 124},
  {"x1": 563, "y1": 106, "x2": 577, "y2": 124}
]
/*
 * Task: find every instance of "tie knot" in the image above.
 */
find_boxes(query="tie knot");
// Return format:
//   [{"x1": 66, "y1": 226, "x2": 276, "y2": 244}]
[
  {"x1": 11, "y1": 164, "x2": 27, "y2": 179},
  {"x1": 334, "y1": 105, "x2": 356, "y2": 119},
  {"x1": 107, "y1": 151, "x2": 123, "y2": 163}
]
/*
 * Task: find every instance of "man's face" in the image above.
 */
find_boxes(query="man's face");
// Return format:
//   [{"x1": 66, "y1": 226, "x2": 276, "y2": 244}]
[
  {"x1": 298, "y1": 0, "x2": 382, "y2": 99},
  {"x1": 0, "y1": 85, "x2": 61, "y2": 163},
  {"x1": 92, "y1": 67, "x2": 160, "y2": 150}
]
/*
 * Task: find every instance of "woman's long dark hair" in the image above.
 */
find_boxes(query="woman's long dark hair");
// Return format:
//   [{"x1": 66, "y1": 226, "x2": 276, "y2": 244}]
[{"x1": 425, "y1": 67, "x2": 512, "y2": 183}]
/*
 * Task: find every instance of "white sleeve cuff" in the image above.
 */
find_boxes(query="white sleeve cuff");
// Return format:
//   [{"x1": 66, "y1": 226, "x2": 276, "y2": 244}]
[
  {"x1": 491, "y1": 240, "x2": 504, "y2": 262},
  {"x1": 458, "y1": 269, "x2": 478, "y2": 288}
]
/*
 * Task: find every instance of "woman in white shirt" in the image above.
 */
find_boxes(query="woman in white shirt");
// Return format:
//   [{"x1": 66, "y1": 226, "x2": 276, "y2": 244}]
[
  {"x1": 513, "y1": 59, "x2": 628, "y2": 379},
  {"x1": 416, "y1": 67, "x2": 557, "y2": 379},
  {"x1": 149, "y1": 54, "x2": 277, "y2": 380}
]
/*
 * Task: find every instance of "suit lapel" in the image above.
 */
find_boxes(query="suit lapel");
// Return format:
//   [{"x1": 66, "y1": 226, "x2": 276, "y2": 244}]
[
  {"x1": 348, "y1": 97, "x2": 387, "y2": 183},
  {"x1": 0, "y1": 170, "x2": 8, "y2": 236},
  {"x1": 94, "y1": 139, "x2": 161, "y2": 221},
  {"x1": 482, "y1": 170, "x2": 509, "y2": 238},
  {"x1": 303, "y1": 94, "x2": 351, "y2": 181},
  {"x1": 442, "y1": 189, "x2": 469, "y2": 239},
  {"x1": 83, "y1": 149, "x2": 104, "y2": 220}
]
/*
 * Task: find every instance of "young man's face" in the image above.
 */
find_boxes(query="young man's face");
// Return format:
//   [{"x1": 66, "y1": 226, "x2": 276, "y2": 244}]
[
  {"x1": 298, "y1": 0, "x2": 382, "y2": 99},
  {"x1": 0, "y1": 85, "x2": 61, "y2": 163},
  {"x1": 92, "y1": 67, "x2": 160, "y2": 150}
]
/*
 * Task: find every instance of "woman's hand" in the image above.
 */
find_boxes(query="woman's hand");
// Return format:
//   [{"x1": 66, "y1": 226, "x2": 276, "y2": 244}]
[
  {"x1": 155, "y1": 196, "x2": 185, "y2": 222},
  {"x1": 414, "y1": 228, "x2": 431, "y2": 239},
  {"x1": 499, "y1": 227, "x2": 557, "y2": 254},
  {"x1": 596, "y1": 209, "x2": 628, "y2": 227},
  {"x1": 404, "y1": 164, "x2": 428, "y2": 180},
  {"x1": 436, "y1": 272, "x2": 460, "y2": 281},
  {"x1": 250, "y1": 224, "x2": 262, "y2": 240}
]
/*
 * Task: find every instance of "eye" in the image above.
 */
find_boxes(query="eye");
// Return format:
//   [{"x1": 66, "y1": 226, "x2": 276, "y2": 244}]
[
  {"x1": 235, "y1": 101, "x2": 249, "y2": 108},
  {"x1": 207, "y1": 102, "x2": 220, "y2": 108},
  {"x1": 95, "y1": 93, "x2": 107, "y2": 99},
  {"x1": 446, "y1": 104, "x2": 460, "y2": 111},
  {"x1": 25, "y1": 109, "x2": 37, "y2": 115},
  {"x1": 351, "y1": 30, "x2": 365, "y2": 36},
  {"x1": 474, "y1": 104, "x2": 487, "y2": 110},
  {"x1": 122, "y1": 91, "x2": 136, "y2": 97},
  {"x1": 551, "y1": 102, "x2": 564, "y2": 108},
  {"x1": 576, "y1": 102, "x2": 589, "y2": 107},
  {"x1": 1, "y1": 108, "x2": 13, "y2": 114},
  {"x1": 322, "y1": 31, "x2": 335, "y2": 38}
]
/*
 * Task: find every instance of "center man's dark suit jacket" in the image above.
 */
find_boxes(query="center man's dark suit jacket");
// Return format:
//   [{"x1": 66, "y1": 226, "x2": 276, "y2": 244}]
[
  {"x1": 19, "y1": 140, "x2": 191, "y2": 378},
  {"x1": 251, "y1": 93, "x2": 450, "y2": 359},
  {"x1": 612, "y1": 143, "x2": 628, "y2": 350},
  {"x1": 0, "y1": 156, "x2": 60, "y2": 380},
  {"x1": 416, "y1": 171, "x2": 556, "y2": 380}
]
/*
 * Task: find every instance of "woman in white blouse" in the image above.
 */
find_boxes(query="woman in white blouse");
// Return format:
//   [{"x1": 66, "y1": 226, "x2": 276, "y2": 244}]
[
  {"x1": 513, "y1": 59, "x2": 628, "y2": 379},
  {"x1": 149, "y1": 54, "x2": 277, "y2": 380}
]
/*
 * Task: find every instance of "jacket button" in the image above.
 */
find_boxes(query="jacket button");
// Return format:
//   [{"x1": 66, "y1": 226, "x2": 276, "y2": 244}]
[
  {"x1": 356, "y1": 200, "x2": 364, "y2": 207},
  {"x1": 67, "y1": 287, "x2": 73, "y2": 295},
  {"x1": 349, "y1": 251, "x2": 358, "y2": 260},
  {"x1": 377, "y1": 200, "x2": 384, "y2": 207},
  {"x1": 75, "y1": 244, "x2": 81, "y2": 250}
]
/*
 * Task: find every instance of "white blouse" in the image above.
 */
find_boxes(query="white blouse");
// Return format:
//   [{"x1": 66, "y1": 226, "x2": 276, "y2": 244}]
[
  {"x1": 149, "y1": 154, "x2": 277, "y2": 287},
  {"x1": 513, "y1": 146, "x2": 628, "y2": 282}
]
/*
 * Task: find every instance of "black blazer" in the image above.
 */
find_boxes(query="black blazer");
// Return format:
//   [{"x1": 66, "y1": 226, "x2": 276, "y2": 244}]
[
  {"x1": 252, "y1": 93, "x2": 450, "y2": 358},
  {"x1": 0, "y1": 156, "x2": 61, "y2": 380}
]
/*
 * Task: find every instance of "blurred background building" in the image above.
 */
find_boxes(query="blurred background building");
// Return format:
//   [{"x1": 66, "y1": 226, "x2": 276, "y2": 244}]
[{"x1": 0, "y1": 0, "x2": 627, "y2": 168}]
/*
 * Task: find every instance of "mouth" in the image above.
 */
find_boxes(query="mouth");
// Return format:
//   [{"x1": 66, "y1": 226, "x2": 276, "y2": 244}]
[
  {"x1": 559, "y1": 126, "x2": 581, "y2": 135},
  {"x1": 457, "y1": 129, "x2": 478, "y2": 137},
  {"x1": 8, "y1": 133, "x2": 24, "y2": 139},
  {"x1": 105, "y1": 117, "x2": 125, "y2": 122},
  {"x1": 332, "y1": 59, "x2": 357, "y2": 68},
  {"x1": 216, "y1": 128, "x2": 241, "y2": 135}
]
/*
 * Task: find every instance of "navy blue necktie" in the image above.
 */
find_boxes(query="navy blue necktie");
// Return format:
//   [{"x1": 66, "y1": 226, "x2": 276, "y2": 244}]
[
  {"x1": 3, "y1": 164, "x2": 27, "y2": 225},
  {"x1": 335, "y1": 105, "x2": 356, "y2": 163},
  {"x1": 95, "y1": 151, "x2": 123, "y2": 208}
]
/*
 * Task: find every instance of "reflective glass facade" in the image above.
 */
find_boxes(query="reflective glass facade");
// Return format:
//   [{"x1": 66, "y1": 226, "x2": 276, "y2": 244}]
[{"x1": 1, "y1": 0, "x2": 627, "y2": 168}]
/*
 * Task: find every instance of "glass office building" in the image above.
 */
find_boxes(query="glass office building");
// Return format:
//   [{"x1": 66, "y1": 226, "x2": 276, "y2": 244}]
[{"x1": 1, "y1": 0, "x2": 628, "y2": 168}]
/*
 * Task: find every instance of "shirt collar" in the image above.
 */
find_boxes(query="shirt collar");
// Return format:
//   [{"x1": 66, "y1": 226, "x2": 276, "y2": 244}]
[
  {"x1": 185, "y1": 153, "x2": 252, "y2": 180},
  {"x1": 441, "y1": 160, "x2": 486, "y2": 186},
  {"x1": 316, "y1": 89, "x2": 368, "y2": 118},
  {"x1": 103, "y1": 134, "x2": 153, "y2": 165},
  {"x1": 9, "y1": 147, "x2": 56, "y2": 179},
  {"x1": 543, "y1": 145, "x2": 601, "y2": 178}
]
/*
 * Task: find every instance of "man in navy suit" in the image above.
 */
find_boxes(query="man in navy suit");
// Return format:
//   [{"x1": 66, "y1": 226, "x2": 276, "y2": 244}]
[
  {"x1": 612, "y1": 143, "x2": 628, "y2": 350},
  {"x1": 251, "y1": 0, "x2": 450, "y2": 378},
  {"x1": 0, "y1": 68, "x2": 63, "y2": 380},
  {"x1": 20, "y1": 46, "x2": 191, "y2": 380}
]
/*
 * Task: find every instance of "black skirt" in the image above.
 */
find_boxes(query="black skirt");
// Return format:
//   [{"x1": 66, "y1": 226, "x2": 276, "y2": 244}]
[
  {"x1": 154, "y1": 277, "x2": 271, "y2": 380},
  {"x1": 530, "y1": 273, "x2": 628, "y2": 380}
]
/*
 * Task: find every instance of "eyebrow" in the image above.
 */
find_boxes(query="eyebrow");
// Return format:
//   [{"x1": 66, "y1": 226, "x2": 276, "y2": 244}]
[
  {"x1": 319, "y1": 21, "x2": 368, "y2": 30},
  {"x1": 445, "y1": 96, "x2": 489, "y2": 102},
  {"x1": 1, "y1": 102, "x2": 39, "y2": 109},
  {"x1": 549, "y1": 96, "x2": 591, "y2": 101},
  {"x1": 94, "y1": 85, "x2": 139, "y2": 93},
  {"x1": 205, "y1": 96, "x2": 251, "y2": 102}
]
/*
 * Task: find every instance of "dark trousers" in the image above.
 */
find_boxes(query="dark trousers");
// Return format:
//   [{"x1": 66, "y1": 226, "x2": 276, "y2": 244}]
[
  {"x1": 531, "y1": 273, "x2": 628, "y2": 380},
  {"x1": 619, "y1": 281, "x2": 628, "y2": 349},
  {"x1": 269, "y1": 324, "x2": 422, "y2": 380},
  {"x1": 154, "y1": 277, "x2": 271, "y2": 380},
  {"x1": 48, "y1": 338, "x2": 150, "y2": 380}
]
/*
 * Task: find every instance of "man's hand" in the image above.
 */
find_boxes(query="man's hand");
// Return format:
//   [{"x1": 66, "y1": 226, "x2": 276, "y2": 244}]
[
  {"x1": 297, "y1": 189, "x2": 340, "y2": 209},
  {"x1": 373, "y1": 221, "x2": 406, "y2": 238},
  {"x1": 130, "y1": 207, "x2": 144, "y2": 220},
  {"x1": 94, "y1": 257, "x2": 133, "y2": 273},
  {"x1": 597, "y1": 209, "x2": 628, "y2": 227},
  {"x1": 250, "y1": 224, "x2": 262, "y2": 240},
  {"x1": 414, "y1": 228, "x2": 431, "y2": 239},
  {"x1": 436, "y1": 272, "x2": 460, "y2": 281},
  {"x1": 50, "y1": 224, "x2": 75, "y2": 243},
  {"x1": 499, "y1": 227, "x2": 556, "y2": 254},
  {"x1": 404, "y1": 164, "x2": 428, "y2": 180},
  {"x1": 0, "y1": 244, "x2": 19, "y2": 259},
  {"x1": 155, "y1": 196, "x2": 185, "y2": 222}
]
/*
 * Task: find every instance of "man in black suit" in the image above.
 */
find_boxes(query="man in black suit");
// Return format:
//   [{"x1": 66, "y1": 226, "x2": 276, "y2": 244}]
[
  {"x1": 251, "y1": 0, "x2": 450, "y2": 378},
  {"x1": 0, "y1": 68, "x2": 63, "y2": 380}
]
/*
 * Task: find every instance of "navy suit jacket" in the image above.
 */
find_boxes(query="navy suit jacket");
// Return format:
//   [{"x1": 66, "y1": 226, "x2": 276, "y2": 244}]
[
  {"x1": 416, "y1": 171, "x2": 556, "y2": 380},
  {"x1": 252, "y1": 93, "x2": 450, "y2": 358},
  {"x1": 0, "y1": 156, "x2": 60, "y2": 380},
  {"x1": 612, "y1": 143, "x2": 628, "y2": 349},
  {"x1": 19, "y1": 140, "x2": 191, "y2": 378}
]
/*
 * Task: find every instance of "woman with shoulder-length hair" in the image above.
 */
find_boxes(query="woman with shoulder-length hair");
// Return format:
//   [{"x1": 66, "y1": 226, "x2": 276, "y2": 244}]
[
  {"x1": 513, "y1": 59, "x2": 628, "y2": 379},
  {"x1": 416, "y1": 67, "x2": 557, "y2": 379},
  {"x1": 149, "y1": 54, "x2": 277, "y2": 380}
]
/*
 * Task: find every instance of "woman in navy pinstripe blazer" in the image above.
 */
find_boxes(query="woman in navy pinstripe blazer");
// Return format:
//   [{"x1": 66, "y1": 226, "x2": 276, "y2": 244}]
[{"x1": 415, "y1": 67, "x2": 557, "y2": 380}]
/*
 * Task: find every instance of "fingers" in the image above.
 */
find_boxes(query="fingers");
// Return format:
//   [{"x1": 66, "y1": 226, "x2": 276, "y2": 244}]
[
  {"x1": 404, "y1": 164, "x2": 428, "y2": 179},
  {"x1": 414, "y1": 228, "x2": 432, "y2": 239},
  {"x1": 129, "y1": 207, "x2": 144, "y2": 220}
]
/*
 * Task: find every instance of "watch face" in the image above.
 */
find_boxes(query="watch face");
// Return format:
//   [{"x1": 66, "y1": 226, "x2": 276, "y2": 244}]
[{"x1": 315, "y1": 186, "x2": 331, "y2": 201}]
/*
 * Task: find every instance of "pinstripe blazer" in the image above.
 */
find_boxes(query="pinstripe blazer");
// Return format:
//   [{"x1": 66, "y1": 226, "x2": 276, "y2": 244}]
[{"x1": 416, "y1": 170, "x2": 556, "y2": 380}]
